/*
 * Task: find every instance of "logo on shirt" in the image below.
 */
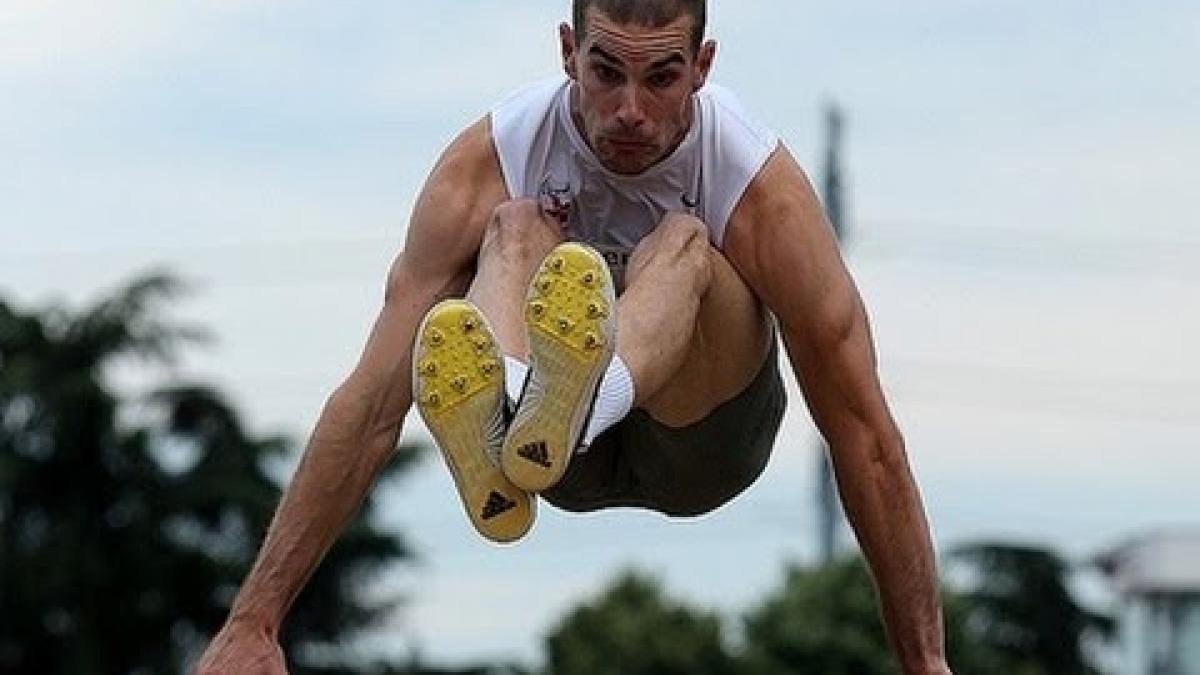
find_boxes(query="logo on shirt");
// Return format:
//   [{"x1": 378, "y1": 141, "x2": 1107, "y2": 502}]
[{"x1": 538, "y1": 173, "x2": 575, "y2": 226}]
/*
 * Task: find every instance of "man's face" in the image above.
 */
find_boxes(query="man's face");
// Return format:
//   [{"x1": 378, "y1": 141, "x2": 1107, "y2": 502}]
[{"x1": 561, "y1": 9, "x2": 715, "y2": 175}]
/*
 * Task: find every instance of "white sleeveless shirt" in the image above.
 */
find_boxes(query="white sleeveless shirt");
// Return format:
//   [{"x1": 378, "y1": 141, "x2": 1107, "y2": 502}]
[{"x1": 490, "y1": 77, "x2": 777, "y2": 289}]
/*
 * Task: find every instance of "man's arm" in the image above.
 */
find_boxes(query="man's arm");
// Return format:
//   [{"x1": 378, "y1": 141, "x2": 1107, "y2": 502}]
[
  {"x1": 724, "y1": 146, "x2": 951, "y2": 675},
  {"x1": 195, "y1": 118, "x2": 508, "y2": 674}
]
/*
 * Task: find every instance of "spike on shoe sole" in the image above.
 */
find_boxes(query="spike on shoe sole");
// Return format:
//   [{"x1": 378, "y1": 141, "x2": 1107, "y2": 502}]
[{"x1": 414, "y1": 300, "x2": 535, "y2": 543}]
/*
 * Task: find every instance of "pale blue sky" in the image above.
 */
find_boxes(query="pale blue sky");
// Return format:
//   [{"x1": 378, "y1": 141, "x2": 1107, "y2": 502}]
[{"x1": 2, "y1": 0, "x2": 1198, "y2": 666}]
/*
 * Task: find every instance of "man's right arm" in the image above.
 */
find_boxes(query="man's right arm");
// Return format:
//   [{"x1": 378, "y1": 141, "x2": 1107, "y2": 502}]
[{"x1": 194, "y1": 117, "x2": 507, "y2": 674}]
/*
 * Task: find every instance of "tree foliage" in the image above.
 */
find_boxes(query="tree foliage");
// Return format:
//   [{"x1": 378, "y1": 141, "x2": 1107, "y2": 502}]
[
  {"x1": 0, "y1": 273, "x2": 418, "y2": 675},
  {"x1": 538, "y1": 551, "x2": 1106, "y2": 675},
  {"x1": 738, "y1": 558, "x2": 897, "y2": 674},
  {"x1": 739, "y1": 557, "x2": 1001, "y2": 675},
  {"x1": 542, "y1": 570, "x2": 735, "y2": 675},
  {"x1": 951, "y1": 542, "x2": 1114, "y2": 675}
]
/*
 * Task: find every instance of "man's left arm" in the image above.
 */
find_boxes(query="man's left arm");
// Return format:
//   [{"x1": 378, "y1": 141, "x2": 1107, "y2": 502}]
[{"x1": 725, "y1": 146, "x2": 951, "y2": 675}]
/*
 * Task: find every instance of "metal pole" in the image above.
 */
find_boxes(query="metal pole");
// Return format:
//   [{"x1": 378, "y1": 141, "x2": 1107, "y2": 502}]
[{"x1": 816, "y1": 102, "x2": 847, "y2": 565}]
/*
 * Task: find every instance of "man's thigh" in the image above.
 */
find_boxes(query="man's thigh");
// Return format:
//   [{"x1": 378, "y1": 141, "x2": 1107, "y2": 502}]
[{"x1": 635, "y1": 243, "x2": 775, "y2": 427}]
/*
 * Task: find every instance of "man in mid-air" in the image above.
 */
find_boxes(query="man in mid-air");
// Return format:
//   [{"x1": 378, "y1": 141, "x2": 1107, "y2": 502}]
[{"x1": 197, "y1": 1, "x2": 953, "y2": 673}]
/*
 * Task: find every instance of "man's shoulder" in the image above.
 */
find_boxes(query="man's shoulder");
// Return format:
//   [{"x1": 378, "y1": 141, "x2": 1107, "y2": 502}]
[
  {"x1": 696, "y1": 82, "x2": 780, "y2": 244},
  {"x1": 489, "y1": 76, "x2": 570, "y2": 200},
  {"x1": 441, "y1": 117, "x2": 500, "y2": 175},
  {"x1": 490, "y1": 76, "x2": 567, "y2": 150},
  {"x1": 419, "y1": 117, "x2": 507, "y2": 215},
  {"x1": 697, "y1": 82, "x2": 777, "y2": 152},
  {"x1": 491, "y1": 76, "x2": 568, "y2": 134}
]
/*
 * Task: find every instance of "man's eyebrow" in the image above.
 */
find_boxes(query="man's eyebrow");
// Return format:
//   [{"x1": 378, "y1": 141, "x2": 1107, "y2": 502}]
[
  {"x1": 587, "y1": 45, "x2": 686, "y2": 70},
  {"x1": 649, "y1": 53, "x2": 685, "y2": 70},
  {"x1": 588, "y1": 45, "x2": 623, "y2": 66}
]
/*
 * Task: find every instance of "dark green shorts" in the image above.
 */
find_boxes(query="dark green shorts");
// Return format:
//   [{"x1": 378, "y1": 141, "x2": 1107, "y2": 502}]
[{"x1": 541, "y1": 337, "x2": 786, "y2": 517}]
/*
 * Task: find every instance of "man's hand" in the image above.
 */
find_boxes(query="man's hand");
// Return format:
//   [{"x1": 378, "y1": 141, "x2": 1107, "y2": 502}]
[{"x1": 193, "y1": 620, "x2": 287, "y2": 675}]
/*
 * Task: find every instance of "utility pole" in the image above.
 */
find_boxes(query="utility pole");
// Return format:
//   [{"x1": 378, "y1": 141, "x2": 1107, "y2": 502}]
[
  {"x1": 816, "y1": 102, "x2": 847, "y2": 565},
  {"x1": 823, "y1": 104, "x2": 847, "y2": 242}
]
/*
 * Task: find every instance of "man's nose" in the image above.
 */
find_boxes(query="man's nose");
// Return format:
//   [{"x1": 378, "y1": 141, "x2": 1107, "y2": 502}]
[{"x1": 615, "y1": 85, "x2": 647, "y2": 130}]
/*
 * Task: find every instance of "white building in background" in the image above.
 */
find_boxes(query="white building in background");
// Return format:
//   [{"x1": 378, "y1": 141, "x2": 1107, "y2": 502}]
[{"x1": 1097, "y1": 531, "x2": 1200, "y2": 675}]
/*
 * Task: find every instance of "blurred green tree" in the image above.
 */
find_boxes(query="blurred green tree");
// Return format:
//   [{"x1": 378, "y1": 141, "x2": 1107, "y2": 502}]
[
  {"x1": 735, "y1": 557, "x2": 997, "y2": 675},
  {"x1": 0, "y1": 273, "x2": 419, "y2": 675},
  {"x1": 951, "y1": 542, "x2": 1114, "y2": 675},
  {"x1": 738, "y1": 558, "x2": 893, "y2": 674},
  {"x1": 541, "y1": 569, "x2": 736, "y2": 675},
  {"x1": 535, "y1": 558, "x2": 1003, "y2": 675}
]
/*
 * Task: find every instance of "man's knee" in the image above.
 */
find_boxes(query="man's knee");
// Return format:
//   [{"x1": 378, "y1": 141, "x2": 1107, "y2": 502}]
[
  {"x1": 627, "y1": 212, "x2": 713, "y2": 287},
  {"x1": 654, "y1": 211, "x2": 710, "y2": 252},
  {"x1": 480, "y1": 199, "x2": 562, "y2": 264}
]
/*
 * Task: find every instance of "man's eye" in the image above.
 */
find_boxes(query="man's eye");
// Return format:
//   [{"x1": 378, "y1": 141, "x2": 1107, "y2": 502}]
[
  {"x1": 594, "y1": 64, "x2": 622, "y2": 83},
  {"x1": 648, "y1": 71, "x2": 678, "y2": 88}
]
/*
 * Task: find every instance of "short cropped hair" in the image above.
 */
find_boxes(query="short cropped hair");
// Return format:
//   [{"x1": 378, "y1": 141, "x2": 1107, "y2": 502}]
[{"x1": 573, "y1": 0, "x2": 706, "y2": 52}]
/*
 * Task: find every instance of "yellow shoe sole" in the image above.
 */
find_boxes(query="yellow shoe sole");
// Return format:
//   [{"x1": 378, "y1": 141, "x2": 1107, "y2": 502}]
[
  {"x1": 413, "y1": 300, "x2": 534, "y2": 544},
  {"x1": 501, "y1": 243, "x2": 617, "y2": 492}
]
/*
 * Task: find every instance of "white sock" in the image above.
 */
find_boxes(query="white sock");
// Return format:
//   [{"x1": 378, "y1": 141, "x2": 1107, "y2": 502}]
[
  {"x1": 581, "y1": 354, "x2": 635, "y2": 448},
  {"x1": 503, "y1": 356, "x2": 528, "y2": 407}
]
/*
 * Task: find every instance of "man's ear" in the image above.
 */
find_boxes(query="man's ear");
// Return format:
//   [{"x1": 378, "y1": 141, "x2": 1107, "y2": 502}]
[
  {"x1": 559, "y1": 22, "x2": 579, "y2": 80},
  {"x1": 692, "y1": 39, "x2": 717, "y2": 92}
]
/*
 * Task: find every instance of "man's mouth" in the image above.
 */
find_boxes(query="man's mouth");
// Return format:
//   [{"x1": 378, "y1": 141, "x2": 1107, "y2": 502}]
[{"x1": 606, "y1": 137, "x2": 651, "y2": 149}]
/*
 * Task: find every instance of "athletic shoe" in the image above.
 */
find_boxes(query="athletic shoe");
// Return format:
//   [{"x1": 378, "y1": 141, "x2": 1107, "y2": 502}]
[
  {"x1": 413, "y1": 299, "x2": 535, "y2": 543},
  {"x1": 501, "y1": 243, "x2": 616, "y2": 492}
]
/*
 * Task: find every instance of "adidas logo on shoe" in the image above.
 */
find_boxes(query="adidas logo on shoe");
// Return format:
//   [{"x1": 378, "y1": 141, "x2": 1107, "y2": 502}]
[
  {"x1": 516, "y1": 441, "x2": 552, "y2": 469},
  {"x1": 481, "y1": 491, "x2": 518, "y2": 521},
  {"x1": 415, "y1": 299, "x2": 535, "y2": 542}
]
